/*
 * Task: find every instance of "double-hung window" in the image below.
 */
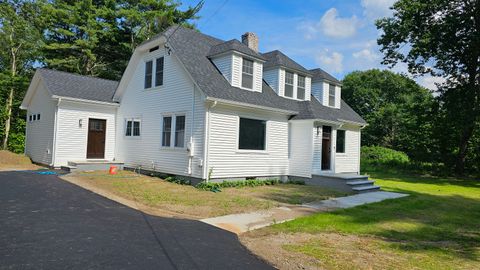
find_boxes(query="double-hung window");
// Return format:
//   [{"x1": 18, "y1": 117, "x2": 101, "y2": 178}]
[
  {"x1": 297, "y1": 75, "x2": 305, "y2": 100},
  {"x1": 125, "y1": 119, "x2": 141, "y2": 137},
  {"x1": 144, "y1": 61, "x2": 153, "y2": 89},
  {"x1": 284, "y1": 71, "x2": 294, "y2": 97},
  {"x1": 162, "y1": 116, "x2": 172, "y2": 147},
  {"x1": 155, "y1": 57, "x2": 164, "y2": 87},
  {"x1": 336, "y1": 130, "x2": 345, "y2": 153},
  {"x1": 162, "y1": 115, "x2": 186, "y2": 148},
  {"x1": 238, "y1": 118, "x2": 266, "y2": 150},
  {"x1": 329, "y1": 84, "x2": 336, "y2": 107},
  {"x1": 242, "y1": 58, "x2": 254, "y2": 89}
]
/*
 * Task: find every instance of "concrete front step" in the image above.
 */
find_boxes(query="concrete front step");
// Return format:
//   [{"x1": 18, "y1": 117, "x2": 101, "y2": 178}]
[{"x1": 352, "y1": 185, "x2": 381, "y2": 193}]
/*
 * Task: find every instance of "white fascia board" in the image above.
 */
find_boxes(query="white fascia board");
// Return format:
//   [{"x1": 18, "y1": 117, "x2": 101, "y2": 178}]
[
  {"x1": 51, "y1": 95, "x2": 120, "y2": 107},
  {"x1": 205, "y1": 97, "x2": 298, "y2": 115}
]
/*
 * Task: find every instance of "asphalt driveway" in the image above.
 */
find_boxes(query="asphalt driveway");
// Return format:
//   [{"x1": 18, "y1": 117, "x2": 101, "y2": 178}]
[{"x1": 0, "y1": 171, "x2": 274, "y2": 270}]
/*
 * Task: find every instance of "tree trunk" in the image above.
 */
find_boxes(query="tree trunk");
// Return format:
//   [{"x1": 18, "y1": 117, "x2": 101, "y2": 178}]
[
  {"x1": 455, "y1": 123, "x2": 475, "y2": 175},
  {"x1": 2, "y1": 88, "x2": 14, "y2": 150}
]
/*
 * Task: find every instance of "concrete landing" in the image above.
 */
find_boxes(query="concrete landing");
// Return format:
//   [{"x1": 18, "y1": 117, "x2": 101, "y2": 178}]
[{"x1": 201, "y1": 191, "x2": 408, "y2": 234}]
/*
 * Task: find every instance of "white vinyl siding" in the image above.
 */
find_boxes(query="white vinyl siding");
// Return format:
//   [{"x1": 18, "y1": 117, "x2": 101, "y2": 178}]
[
  {"x1": 211, "y1": 54, "x2": 233, "y2": 84},
  {"x1": 335, "y1": 126, "x2": 361, "y2": 173},
  {"x1": 288, "y1": 121, "x2": 314, "y2": 177},
  {"x1": 25, "y1": 81, "x2": 56, "y2": 165},
  {"x1": 231, "y1": 54, "x2": 242, "y2": 87},
  {"x1": 54, "y1": 101, "x2": 116, "y2": 167},
  {"x1": 206, "y1": 104, "x2": 289, "y2": 179},
  {"x1": 263, "y1": 69, "x2": 279, "y2": 94},
  {"x1": 116, "y1": 47, "x2": 205, "y2": 178},
  {"x1": 311, "y1": 125, "x2": 323, "y2": 174},
  {"x1": 311, "y1": 81, "x2": 341, "y2": 108}
]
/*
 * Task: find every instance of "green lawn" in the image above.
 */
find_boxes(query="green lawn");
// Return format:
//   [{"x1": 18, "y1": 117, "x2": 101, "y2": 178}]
[{"x1": 247, "y1": 171, "x2": 480, "y2": 269}]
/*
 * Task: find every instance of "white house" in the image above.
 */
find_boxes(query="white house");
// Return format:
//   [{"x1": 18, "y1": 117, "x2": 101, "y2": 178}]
[{"x1": 21, "y1": 26, "x2": 370, "y2": 189}]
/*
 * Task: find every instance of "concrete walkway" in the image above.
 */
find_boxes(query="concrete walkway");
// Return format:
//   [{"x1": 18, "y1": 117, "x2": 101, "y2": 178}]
[{"x1": 201, "y1": 191, "x2": 408, "y2": 234}]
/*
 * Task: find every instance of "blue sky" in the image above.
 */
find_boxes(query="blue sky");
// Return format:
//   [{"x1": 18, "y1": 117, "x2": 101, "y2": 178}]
[{"x1": 180, "y1": 0, "x2": 443, "y2": 90}]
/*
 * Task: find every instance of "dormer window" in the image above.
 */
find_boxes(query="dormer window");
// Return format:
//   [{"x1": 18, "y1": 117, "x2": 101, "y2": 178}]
[
  {"x1": 285, "y1": 71, "x2": 294, "y2": 97},
  {"x1": 242, "y1": 58, "x2": 254, "y2": 89},
  {"x1": 329, "y1": 84, "x2": 336, "y2": 107},
  {"x1": 297, "y1": 75, "x2": 305, "y2": 100}
]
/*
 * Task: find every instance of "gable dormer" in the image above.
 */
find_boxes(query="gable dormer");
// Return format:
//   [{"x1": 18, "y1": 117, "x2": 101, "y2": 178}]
[
  {"x1": 310, "y1": 68, "x2": 342, "y2": 109},
  {"x1": 262, "y1": 50, "x2": 312, "y2": 101},
  {"x1": 208, "y1": 33, "x2": 265, "y2": 92}
]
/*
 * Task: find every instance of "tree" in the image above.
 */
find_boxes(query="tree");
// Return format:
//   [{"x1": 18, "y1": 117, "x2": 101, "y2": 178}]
[
  {"x1": 376, "y1": 0, "x2": 480, "y2": 174},
  {"x1": 41, "y1": 0, "x2": 202, "y2": 80},
  {"x1": 342, "y1": 69, "x2": 436, "y2": 162},
  {"x1": 0, "y1": 0, "x2": 42, "y2": 150}
]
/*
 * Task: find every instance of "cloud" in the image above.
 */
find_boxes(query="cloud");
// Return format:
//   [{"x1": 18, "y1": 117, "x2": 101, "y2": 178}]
[
  {"x1": 353, "y1": 48, "x2": 380, "y2": 62},
  {"x1": 298, "y1": 8, "x2": 360, "y2": 39},
  {"x1": 361, "y1": 0, "x2": 396, "y2": 19},
  {"x1": 315, "y1": 51, "x2": 344, "y2": 73},
  {"x1": 417, "y1": 76, "x2": 446, "y2": 91}
]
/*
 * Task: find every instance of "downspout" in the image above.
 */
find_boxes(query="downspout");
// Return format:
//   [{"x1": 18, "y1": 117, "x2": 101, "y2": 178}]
[
  {"x1": 202, "y1": 100, "x2": 217, "y2": 181},
  {"x1": 188, "y1": 85, "x2": 196, "y2": 175},
  {"x1": 51, "y1": 98, "x2": 61, "y2": 167}
]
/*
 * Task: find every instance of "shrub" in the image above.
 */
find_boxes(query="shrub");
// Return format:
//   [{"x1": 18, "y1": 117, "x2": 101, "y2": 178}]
[
  {"x1": 164, "y1": 176, "x2": 191, "y2": 185},
  {"x1": 196, "y1": 179, "x2": 280, "y2": 191},
  {"x1": 361, "y1": 146, "x2": 410, "y2": 169}
]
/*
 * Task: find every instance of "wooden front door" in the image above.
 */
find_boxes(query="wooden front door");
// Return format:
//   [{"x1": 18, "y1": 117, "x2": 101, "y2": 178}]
[
  {"x1": 87, "y1": 118, "x2": 106, "y2": 159},
  {"x1": 321, "y1": 126, "x2": 332, "y2": 170}
]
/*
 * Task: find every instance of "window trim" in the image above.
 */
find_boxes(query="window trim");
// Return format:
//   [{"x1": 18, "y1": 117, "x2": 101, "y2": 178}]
[
  {"x1": 144, "y1": 60, "x2": 153, "y2": 89},
  {"x1": 284, "y1": 71, "x2": 294, "y2": 98},
  {"x1": 297, "y1": 75, "x2": 306, "y2": 100},
  {"x1": 241, "y1": 57, "x2": 254, "y2": 90},
  {"x1": 155, "y1": 57, "x2": 164, "y2": 87},
  {"x1": 174, "y1": 115, "x2": 186, "y2": 148},
  {"x1": 236, "y1": 116, "x2": 268, "y2": 153},
  {"x1": 328, "y1": 84, "x2": 336, "y2": 107},
  {"x1": 161, "y1": 113, "x2": 187, "y2": 149},
  {"x1": 125, "y1": 118, "x2": 141, "y2": 137},
  {"x1": 161, "y1": 115, "x2": 173, "y2": 147},
  {"x1": 336, "y1": 129, "x2": 346, "y2": 154}
]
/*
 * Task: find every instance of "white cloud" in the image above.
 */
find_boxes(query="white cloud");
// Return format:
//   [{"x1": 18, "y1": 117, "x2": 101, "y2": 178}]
[
  {"x1": 315, "y1": 51, "x2": 344, "y2": 73},
  {"x1": 417, "y1": 76, "x2": 446, "y2": 91},
  {"x1": 353, "y1": 48, "x2": 380, "y2": 62},
  {"x1": 298, "y1": 8, "x2": 360, "y2": 39},
  {"x1": 361, "y1": 0, "x2": 396, "y2": 19}
]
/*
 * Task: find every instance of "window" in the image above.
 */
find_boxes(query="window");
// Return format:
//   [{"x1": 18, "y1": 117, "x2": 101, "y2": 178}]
[
  {"x1": 174, "y1": 115, "x2": 185, "y2": 147},
  {"x1": 242, "y1": 58, "x2": 254, "y2": 89},
  {"x1": 336, "y1": 130, "x2": 345, "y2": 153},
  {"x1": 29, "y1": 115, "x2": 32, "y2": 122},
  {"x1": 125, "y1": 119, "x2": 140, "y2": 137},
  {"x1": 162, "y1": 116, "x2": 172, "y2": 147},
  {"x1": 33, "y1": 114, "x2": 36, "y2": 121},
  {"x1": 329, "y1": 84, "x2": 336, "y2": 107},
  {"x1": 155, "y1": 57, "x2": 164, "y2": 87},
  {"x1": 284, "y1": 71, "x2": 294, "y2": 97},
  {"x1": 144, "y1": 60, "x2": 153, "y2": 89},
  {"x1": 37, "y1": 114, "x2": 41, "y2": 121},
  {"x1": 239, "y1": 118, "x2": 266, "y2": 150},
  {"x1": 297, "y1": 75, "x2": 305, "y2": 100}
]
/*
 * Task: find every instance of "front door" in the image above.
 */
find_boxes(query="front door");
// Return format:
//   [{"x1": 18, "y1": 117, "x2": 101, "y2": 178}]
[
  {"x1": 321, "y1": 126, "x2": 331, "y2": 170},
  {"x1": 87, "y1": 118, "x2": 106, "y2": 159}
]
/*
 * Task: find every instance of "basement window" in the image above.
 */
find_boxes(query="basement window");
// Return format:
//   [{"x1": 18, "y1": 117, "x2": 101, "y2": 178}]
[{"x1": 238, "y1": 118, "x2": 266, "y2": 150}]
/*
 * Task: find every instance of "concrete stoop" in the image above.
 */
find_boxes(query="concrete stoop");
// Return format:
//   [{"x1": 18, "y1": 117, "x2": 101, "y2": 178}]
[
  {"x1": 61, "y1": 160, "x2": 124, "y2": 172},
  {"x1": 306, "y1": 173, "x2": 381, "y2": 194}
]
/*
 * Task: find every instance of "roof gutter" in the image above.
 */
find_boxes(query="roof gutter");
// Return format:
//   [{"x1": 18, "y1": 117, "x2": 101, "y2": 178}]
[
  {"x1": 51, "y1": 95, "x2": 120, "y2": 107},
  {"x1": 205, "y1": 97, "x2": 298, "y2": 115}
]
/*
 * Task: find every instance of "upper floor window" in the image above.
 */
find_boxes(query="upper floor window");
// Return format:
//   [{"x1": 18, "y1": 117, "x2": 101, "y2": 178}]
[
  {"x1": 285, "y1": 71, "x2": 294, "y2": 97},
  {"x1": 329, "y1": 84, "x2": 336, "y2": 107},
  {"x1": 297, "y1": 75, "x2": 305, "y2": 100},
  {"x1": 239, "y1": 118, "x2": 266, "y2": 150},
  {"x1": 155, "y1": 57, "x2": 164, "y2": 87},
  {"x1": 242, "y1": 58, "x2": 253, "y2": 89},
  {"x1": 144, "y1": 61, "x2": 153, "y2": 89}
]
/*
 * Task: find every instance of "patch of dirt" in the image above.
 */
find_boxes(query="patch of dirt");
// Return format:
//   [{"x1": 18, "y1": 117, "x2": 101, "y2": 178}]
[{"x1": 0, "y1": 150, "x2": 41, "y2": 171}]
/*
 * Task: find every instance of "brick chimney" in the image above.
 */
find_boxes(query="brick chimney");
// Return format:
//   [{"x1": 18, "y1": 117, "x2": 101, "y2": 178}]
[{"x1": 241, "y1": 32, "x2": 259, "y2": 52}]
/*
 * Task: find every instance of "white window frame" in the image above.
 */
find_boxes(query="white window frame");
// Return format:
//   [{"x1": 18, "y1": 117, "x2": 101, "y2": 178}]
[
  {"x1": 236, "y1": 116, "x2": 268, "y2": 153},
  {"x1": 297, "y1": 75, "x2": 306, "y2": 100},
  {"x1": 144, "y1": 53, "x2": 165, "y2": 91},
  {"x1": 328, "y1": 84, "x2": 336, "y2": 107},
  {"x1": 161, "y1": 113, "x2": 186, "y2": 149},
  {"x1": 284, "y1": 71, "x2": 294, "y2": 98},
  {"x1": 241, "y1": 57, "x2": 254, "y2": 90}
]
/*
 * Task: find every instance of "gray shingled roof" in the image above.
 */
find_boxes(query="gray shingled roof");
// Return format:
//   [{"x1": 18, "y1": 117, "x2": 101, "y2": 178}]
[
  {"x1": 38, "y1": 69, "x2": 118, "y2": 103},
  {"x1": 262, "y1": 50, "x2": 312, "y2": 75},
  {"x1": 310, "y1": 68, "x2": 342, "y2": 85},
  {"x1": 164, "y1": 26, "x2": 365, "y2": 124},
  {"x1": 208, "y1": 39, "x2": 266, "y2": 61}
]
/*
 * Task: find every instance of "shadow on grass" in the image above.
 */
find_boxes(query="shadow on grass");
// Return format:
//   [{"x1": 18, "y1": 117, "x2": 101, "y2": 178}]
[{"x1": 254, "y1": 184, "x2": 344, "y2": 205}]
